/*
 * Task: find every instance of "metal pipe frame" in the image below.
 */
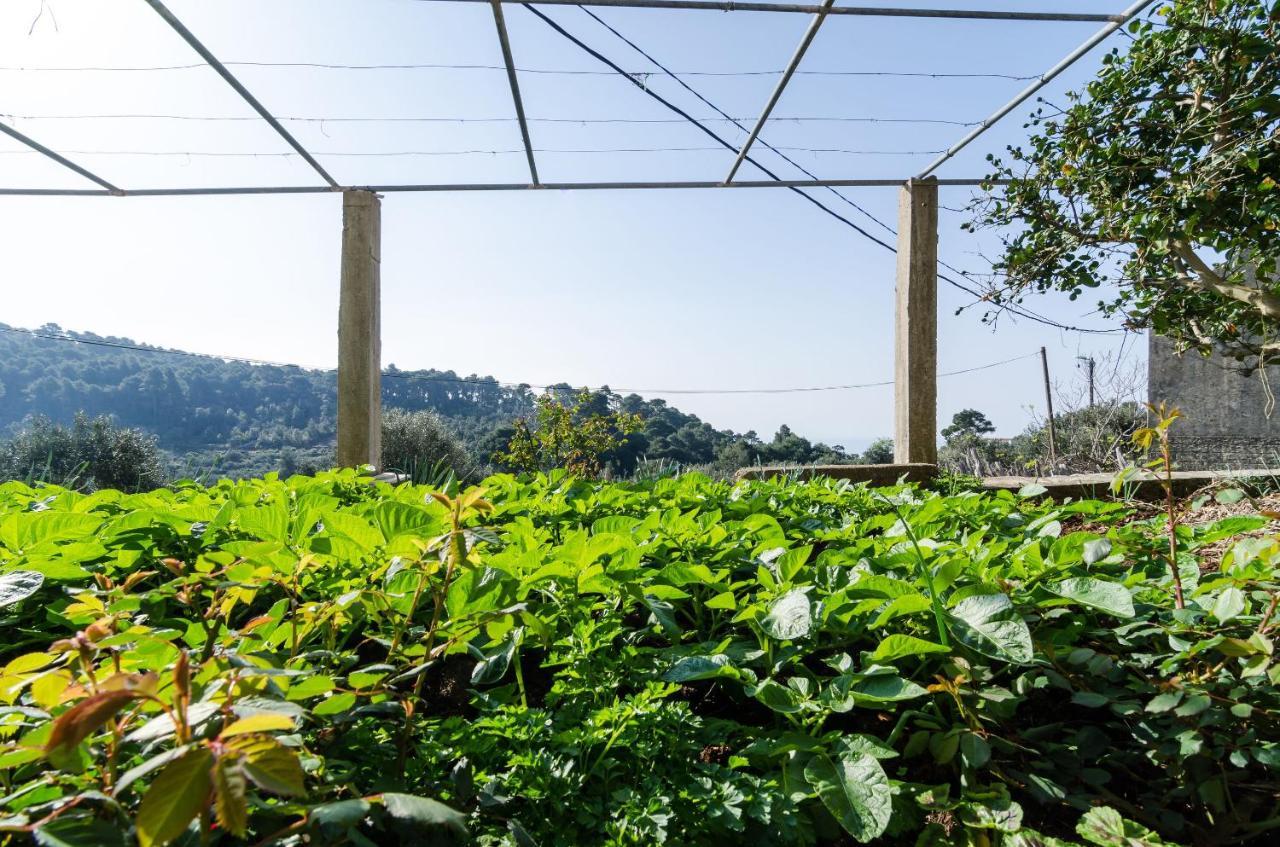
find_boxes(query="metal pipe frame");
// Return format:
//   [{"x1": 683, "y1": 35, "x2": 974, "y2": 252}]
[
  {"x1": 918, "y1": 0, "x2": 1158, "y2": 177},
  {"x1": 420, "y1": 1, "x2": 1121, "y2": 22},
  {"x1": 0, "y1": 178, "x2": 1004, "y2": 197},
  {"x1": 724, "y1": 0, "x2": 835, "y2": 184},
  {"x1": 142, "y1": 0, "x2": 340, "y2": 188},
  {"x1": 489, "y1": 0, "x2": 540, "y2": 184},
  {"x1": 0, "y1": 120, "x2": 122, "y2": 194}
]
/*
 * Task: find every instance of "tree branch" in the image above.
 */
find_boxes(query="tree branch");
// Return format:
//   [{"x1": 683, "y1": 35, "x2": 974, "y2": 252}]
[{"x1": 1170, "y1": 241, "x2": 1280, "y2": 321}]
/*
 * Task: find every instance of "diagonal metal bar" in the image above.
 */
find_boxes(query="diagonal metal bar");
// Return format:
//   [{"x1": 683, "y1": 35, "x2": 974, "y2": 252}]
[
  {"x1": 489, "y1": 0, "x2": 539, "y2": 184},
  {"x1": 0, "y1": 120, "x2": 122, "y2": 193},
  {"x1": 142, "y1": 0, "x2": 339, "y2": 187},
  {"x1": 917, "y1": 0, "x2": 1158, "y2": 177},
  {"x1": 421, "y1": 1, "x2": 1121, "y2": 23},
  {"x1": 724, "y1": 0, "x2": 835, "y2": 184}
]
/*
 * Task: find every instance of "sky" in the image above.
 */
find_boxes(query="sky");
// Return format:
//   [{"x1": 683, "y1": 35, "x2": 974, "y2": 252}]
[{"x1": 0, "y1": 0, "x2": 1149, "y2": 450}]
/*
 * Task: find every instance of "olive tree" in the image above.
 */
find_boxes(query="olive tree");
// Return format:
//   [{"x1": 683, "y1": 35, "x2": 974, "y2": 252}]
[{"x1": 969, "y1": 1, "x2": 1280, "y2": 367}]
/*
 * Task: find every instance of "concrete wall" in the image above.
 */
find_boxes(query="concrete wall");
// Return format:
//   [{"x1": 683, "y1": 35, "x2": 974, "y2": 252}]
[{"x1": 1147, "y1": 333, "x2": 1280, "y2": 469}]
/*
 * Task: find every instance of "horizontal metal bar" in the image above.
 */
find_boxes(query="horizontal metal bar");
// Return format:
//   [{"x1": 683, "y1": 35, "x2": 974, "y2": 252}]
[
  {"x1": 418, "y1": 0, "x2": 1119, "y2": 22},
  {"x1": 490, "y1": 0, "x2": 539, "y2": 184},
  {"x1": 142, "y1": 0, "x2": 340, "y2": 188},
  {"x1": 918, "y1": 0, "x2": 1157, "y2": 177},
  {"x1": 0, "y1": 178, "x2": 1004, "y2": 197},
  {"x1": 0, "y1": 121, "x2": 122, "y2": 193}
]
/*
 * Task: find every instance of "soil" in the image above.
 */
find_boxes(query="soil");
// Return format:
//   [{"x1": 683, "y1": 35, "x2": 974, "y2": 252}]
[
  {"x1": 1181, "y1": 492, "x2": 1280, "y2": 572},
  {"x1": 423, "y1": 653, "x2": 477, "y2": 718}
]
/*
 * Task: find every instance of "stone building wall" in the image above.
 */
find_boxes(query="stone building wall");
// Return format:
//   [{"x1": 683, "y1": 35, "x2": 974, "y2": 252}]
[{"x1": 1147, "y1": 334, "x2": 1280, "y2": 469}]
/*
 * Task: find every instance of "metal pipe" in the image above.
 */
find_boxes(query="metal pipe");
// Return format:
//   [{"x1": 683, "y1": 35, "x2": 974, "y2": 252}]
[
  {"x1": 142, "y1": 0, "x2": 340, "y2": 188},
  {"x1": 0, "y1": 121, "x2": 122, "y2": 194},
  {"x1": 419, "y1": 0, "x2": 1120, "y2": 22},
  {"x1": 0, "y1": 178, "x2": 1005, "y2": 197},
  {"x1": 490, "y1": 0, "x2": 539, "y2": 184},
  {"x1": 724, "y1": 0, "x2": 835, "y2": 184},
  {"x1": 917, "y1": 0, "x2": 1158, "y2": 178}
]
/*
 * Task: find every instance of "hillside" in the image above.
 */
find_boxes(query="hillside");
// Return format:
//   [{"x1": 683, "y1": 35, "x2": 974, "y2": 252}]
[{"x1": 0, "y1": 324, "x2": 856, "y2": 479}]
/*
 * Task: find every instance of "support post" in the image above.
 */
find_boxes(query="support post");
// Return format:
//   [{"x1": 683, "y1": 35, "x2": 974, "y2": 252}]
[
  {"x1": 893, "y1": 177, "x2": 938, "y2": 465},
  {"x1": 337, "y1": 190, "x2": 382, "y2": 469},
  {"x1": 1040, "y1": 346, "x2": 1059, "y2": 469}
]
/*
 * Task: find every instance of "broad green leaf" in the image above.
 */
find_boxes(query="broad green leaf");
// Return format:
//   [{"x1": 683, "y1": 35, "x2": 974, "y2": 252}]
[
  {"x1": 1212, "y1": 587, "x2": 1247, "y2": 623},
  {"x1": 1082, "y1": 538, "x2": 1112, "y2": 565},
  {"x1": 380, "y1": 793, "x2": 468, "y2": 836},
  {"x1": 1214, "y1": 489, "x2": 1246, "y2": 505},
  {"x1": 136, "y1": 748, "x2": 213, "y2": 847},
  {"x1": 863, "y1": 634, "x2": 949, "y2": 663},
  {"x1": 762, "y1": 589, "x2": 812, "y2": 641},
  {"x1": 1076, "y1": 806, "x2": 1170, "y2": 846},
  {"x1": 312, "y1": 692, "x2": 357, "y2": 717},
  {"x1": 751, "y1": 679, "x2": 805, "y2": 714},
  {"x1": 945, "y1": 594, "x2": 1033, "y2": 664},
  {"x1": 34, "y1": 814, "x2": 127, "y2": 847},
  {"x1": 0, "y1": 571, "x2": 43, "y2": 609},
  {"x1": 213, "y1": 754, "x2": 249, "y2": 837},
  {"x1": 1048, "y1": 578, "x2": 1135, "y2": 618},
  {"x1": 232, "y1": 736, "x2": 306, "y2": 797},
  {"x1": 803, "y1": 742, "x2": 892, "y2": 842},
  {"x1": 662, "y1": 654, "x2": 736, "y2": 683},
  {"x1": 309, "y1": 799, "x2": 373, "y2": 838}
]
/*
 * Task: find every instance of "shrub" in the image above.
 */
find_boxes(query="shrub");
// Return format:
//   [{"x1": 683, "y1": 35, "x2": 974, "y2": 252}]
[
  {"x1": 0, "y1": 412, "x2": 166, "y2": 491},
  {"x1": 381, "y1": 408, "x2": 473, "y2": 483}
]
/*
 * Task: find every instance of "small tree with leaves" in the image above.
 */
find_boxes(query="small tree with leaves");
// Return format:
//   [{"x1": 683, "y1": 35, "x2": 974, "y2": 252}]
[
  {"x1": 941, "y1": 409, "x2": 997, "y2": 442},
  {"x1": 969, "y1": 0, "x2": 1280, "y2": 367},
  {"x1": 495, "y1": 390, "x2": 642, "y2": 479}
]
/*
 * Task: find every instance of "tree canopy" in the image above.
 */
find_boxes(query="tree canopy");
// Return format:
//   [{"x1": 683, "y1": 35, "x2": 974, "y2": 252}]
[{"x1": 971, "y1": 0, "x2": 1280, "y2": 366}]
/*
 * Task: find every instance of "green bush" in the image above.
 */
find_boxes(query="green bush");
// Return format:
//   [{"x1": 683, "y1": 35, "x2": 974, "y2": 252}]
[
  {"x1": 381, "y1": 408, "x2": 473, "y2": 483},
  {"x1": 1, "y1": 472, "x2": 1277, "y2": 845},
  {"x1": 0, "y1": 413, "x2": 166, "y2": 492}
]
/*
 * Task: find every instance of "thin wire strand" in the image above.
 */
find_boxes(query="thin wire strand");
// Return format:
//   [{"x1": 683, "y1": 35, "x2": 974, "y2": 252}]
[
  {"x1": 0, "y1": 146, "x2": 947, "y2": 157},
  {"x1": 0, "y1": 112, "x2": 982, "y2": 127},
  {"x1": 0, "y1": 326, "x2": 1038, "y2": 395},
  {"x1": 571, "y1": 6, "x2": 1122, "y2": 336},
  {"x1": 0, "y1": 61, "x2": 1040, "y2": 80}
]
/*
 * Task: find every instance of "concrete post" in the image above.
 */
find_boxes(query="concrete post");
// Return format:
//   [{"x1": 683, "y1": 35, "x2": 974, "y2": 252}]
[
  {"x1": 336, "y1": 190, "x2": 382, "y2": 469},
  {"x1": 893, "y1": 177, "x2": 938, "y2": 465}
]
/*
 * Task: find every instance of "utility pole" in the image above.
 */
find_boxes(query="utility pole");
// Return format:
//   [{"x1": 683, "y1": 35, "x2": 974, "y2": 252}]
[
  {"x1": 1077, "y1": 355, "x2": 1096, "y2": 407},
  {"x1": 1040, "y1": 347, "x2": 1059, "y2": 470}
]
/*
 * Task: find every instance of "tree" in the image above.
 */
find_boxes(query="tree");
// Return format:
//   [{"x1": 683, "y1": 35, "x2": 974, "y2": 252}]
[
  {"x1": 0, "y1": 413, "x2": 166, "y2": 492},
  {"x1": 860, "y1": 438, "x2": 894, "y2": 465},
  {"x1": 381, "y1": 409, "x2": 473, "y2": 482},
  {"x1": 969, "y1": 1, "x2": 1280, "y2": 366},
  {"x1": 941, "y1": 409, "x2": 996, "y2": 441},
  {"x1": 494, "y1": 390, "x2": 643, "y2": 479}
]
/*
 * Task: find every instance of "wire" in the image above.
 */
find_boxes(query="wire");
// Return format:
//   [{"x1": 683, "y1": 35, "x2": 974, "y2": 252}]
[
  {"x1": 0, "y1": 325, "x2": 1039, "y2": 395},
  {"x1": 0, "y1": 61, "x2": 1040, "y2": 80},
  {"x1": 569, "y1": 6, "x2": 1122, "y2": 336},
  {"x1": 0, "y1": 146, "x2": 947, "y2": 158},
  {"x1": 1, "y1": 112, "x2": 981, "y2": 127}
]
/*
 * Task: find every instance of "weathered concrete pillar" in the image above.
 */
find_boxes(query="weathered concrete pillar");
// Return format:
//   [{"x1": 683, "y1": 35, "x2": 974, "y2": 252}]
[
  {"x1": 336, "y1": 190, "x2": 382, "y2": 469},
  {"x1": 893, "y1": 177, "x2": 938, "y2": 465}
]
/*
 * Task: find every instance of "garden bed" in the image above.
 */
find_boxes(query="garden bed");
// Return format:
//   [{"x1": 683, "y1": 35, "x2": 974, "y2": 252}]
[{"x1": 1, "y1": 471, "x2": 1277, "y2": 845}]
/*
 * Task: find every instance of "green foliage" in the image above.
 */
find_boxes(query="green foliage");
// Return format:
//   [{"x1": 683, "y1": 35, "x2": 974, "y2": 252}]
[
  {"x1": 0, "y1": 413, "x2": 166, "y2": 492},
  {"x1": 942, "y1": 409, "x2": 996, "y2": 441},
  {"x1": 0, "y1": 325, "x2": 853, "y2": 480},
  {"x1": 969, "y1": 0, "x2": 1280, "y2": 367},
  {"x1": 2, "y1": 469, "x2": 1278, "y2": 844},
  {"x1": 860, "y1": 437, "x2": 894, "y2": 465},
  {"x1": 494, "y1": 390, "x2": 644, "y2": 478},
  {"x1": 381, "y1": 408, "x2": 474, "y2": 484}
]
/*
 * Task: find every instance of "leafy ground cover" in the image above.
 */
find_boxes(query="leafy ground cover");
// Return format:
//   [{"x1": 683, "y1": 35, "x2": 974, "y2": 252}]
[{"x1": 1, "y1": 470, "x2": 1278, "y2": 846}]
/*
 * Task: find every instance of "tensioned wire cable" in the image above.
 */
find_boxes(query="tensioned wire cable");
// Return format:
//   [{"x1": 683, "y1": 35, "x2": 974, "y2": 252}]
[
  {"x1": 0, "y1": 62, "x2": 1041, "y2": 80},
  {"x1": 0, "y1": 113, "x2": 982, "y2": 127},
  {"x1": 558, "y1": 5, "x2": 1123, "y2": 336},
  {"x1": 0, "y1": 326, "x2": 1040, "y2": 396},
  {"x1": 0, "y1": 146, "x2": 947, "y2": 157}
]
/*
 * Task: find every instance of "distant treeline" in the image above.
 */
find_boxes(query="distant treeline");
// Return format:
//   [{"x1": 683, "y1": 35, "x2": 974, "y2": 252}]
[{"x1": 0, "y1": 324, "x2": 872, "y2": 479}]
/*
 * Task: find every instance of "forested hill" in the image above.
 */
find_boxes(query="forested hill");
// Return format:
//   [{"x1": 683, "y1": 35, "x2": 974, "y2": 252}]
[{"x1": 0, "y1": 324, "x2": 857, "y2": 478}]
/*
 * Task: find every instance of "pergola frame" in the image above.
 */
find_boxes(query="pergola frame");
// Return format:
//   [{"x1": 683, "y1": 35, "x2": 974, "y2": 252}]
[{"x1": 0, "y1": 0, "x2": 1157, "y2": 468}]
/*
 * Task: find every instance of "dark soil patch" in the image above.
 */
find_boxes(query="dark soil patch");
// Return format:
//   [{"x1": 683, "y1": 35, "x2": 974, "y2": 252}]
[{"x1": 423, "y1": 653, "x2": 476, "y2": 718}]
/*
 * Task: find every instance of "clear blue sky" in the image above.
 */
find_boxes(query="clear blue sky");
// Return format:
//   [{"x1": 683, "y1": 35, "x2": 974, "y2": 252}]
[{"x1": 0, "y1": 0, "x2": 1145, "y2": 449}]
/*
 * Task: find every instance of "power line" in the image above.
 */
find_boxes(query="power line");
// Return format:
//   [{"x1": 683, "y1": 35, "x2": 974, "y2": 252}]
[
  {"x1": 0, "y1": 325, "x2": 1039, "y2": 396},
  {"x1": 0, "y1": 112, "x2": 982, "y2": 127},
  {"x1": 0, "y1": 61, "x2": 1040, "y2": 80}
]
